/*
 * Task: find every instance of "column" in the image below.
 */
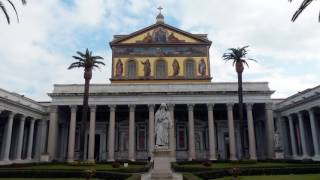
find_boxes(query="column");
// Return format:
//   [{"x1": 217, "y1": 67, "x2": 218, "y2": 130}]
[
  {"x1": 26, "y1": 118, "x2": 35, "y2": 160},
  {"x1": 88, "y1": 105, "x2": 96, "y2": 162},
  {"x1": 288, "y1": 115, "x2": 298, "y2": 158},
  {"x1": 297, "y1": 112, "x2": 308, "y2": 158},
  {"x1": 128, "y1": 104, "x2": 135, "y2": 161},
  {"x1": 107, "y1": 105, "x2": 116, "y2": 161},
  {"x1": 246, "y1": 103, "x2": 257, "y2": 160},
  {"x1": 169, "y1": 104, "x2": 176, "y2": 159},
  {"x1": 47, "y1": 106, "x2": 58, "y2": 160},
  {"x1": 16, "y1": 115, "x2": 26, "y2": 161},
  {"x1": 38, "y1": 120, "x2": 48, "y2": 157},
  {"x1": 188, "y1": 104, "x2": 195, "y2": 160},
  {"x1": 3, "y1": 112, "x2": 15, "y2": 161},
  {"x1": 67, "y1": 105, "x2": 77, "y2": 162},
  {"x1": 207, "y1": 104, "x2": 217, "y2": 160},
  {"x1": 148, "y1": 104, "x2": 155, "y2": 158},
  {"x1": 308, "y1": 108, "x2": 320, "y2": 159},
  {"x1": 227, "y1": 103, "x2": 237, "y2": 160},
  {"x1": 265, "y1": 103, "x2": 275, "y2": 159}
]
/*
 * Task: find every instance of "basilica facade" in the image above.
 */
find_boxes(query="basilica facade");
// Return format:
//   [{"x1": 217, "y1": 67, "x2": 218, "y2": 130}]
[{"x1": 0, "y1": 14, "x2": 318, "y2": 165}]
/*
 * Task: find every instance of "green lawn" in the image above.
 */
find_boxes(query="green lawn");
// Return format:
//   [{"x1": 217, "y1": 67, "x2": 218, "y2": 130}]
[
  {"x1": 176, "y1": 162, "x2": 319, "y2": 169},
  {"x1": 0, "y1": 179, "x2": 102, "y2": 180},
  {"x1": 214, "y1": 174, "x2": 320, "y2": 180}
]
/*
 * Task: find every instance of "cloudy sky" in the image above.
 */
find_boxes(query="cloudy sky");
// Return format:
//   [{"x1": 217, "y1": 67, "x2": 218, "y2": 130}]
[{"x1": 0, "y1": 0, "x2": 319, "y2": 101}]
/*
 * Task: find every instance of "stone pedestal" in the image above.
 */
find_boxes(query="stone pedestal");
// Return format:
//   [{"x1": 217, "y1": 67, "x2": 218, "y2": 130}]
[
  {"x1": 151, "y1": 148, "x2": 173, "y2": 179},
  {"x1": 275, "y1": 151, "x2": 284, "y2": 159}
]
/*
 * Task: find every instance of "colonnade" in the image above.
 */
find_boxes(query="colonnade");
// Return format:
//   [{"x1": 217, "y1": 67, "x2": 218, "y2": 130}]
[
  {"x1": 0, "y1": 109, "x2": 46, "y2": 164},
  {"x1": 48, "y1": 103, "x2": 274, "y2": 162},
  {"x1": 281, "y1": 106, "x2": 320, "y2": 160}
]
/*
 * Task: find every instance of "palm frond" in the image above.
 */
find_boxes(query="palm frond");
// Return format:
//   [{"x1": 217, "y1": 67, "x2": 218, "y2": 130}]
[
  {"x1": 76, "y1": 51, "x2": 86, "y2": 58},
  {"x1": 242, "y1": 60, "x2": 250, "y2": 68},
  {"x1": 7, "y1": 0, "x2": 19, "y2": 22},
  {"x1": 290, "y1": 0, "x2": 315, "y2": 22},
  {"x1": 72, "y1": 55, "x2": 84, "y2": 61},
  {"x1": 92, "y1": 55, "x2": 104, "y2": 60},
  {"x1": 0, "y1": 1, "x2": 10, "y2": 24},
  {"x1": 68, "y1": 62, "x2": 84, "y2": 69},
  {"x1": 222, "y1": 46, "x2": 257, "y2": 68},
  {"x1": 69, "y1": 48, "x2": 105, "y2": 71}
]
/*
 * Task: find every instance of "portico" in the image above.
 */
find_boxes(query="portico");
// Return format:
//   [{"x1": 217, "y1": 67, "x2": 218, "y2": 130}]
[
  {"x1": 275, "y1": 85, "x2": 320, "y2": 161},
  {"x1": 47, "y1": 82, "x2": 274, "y2": 162},
  {"x1": 0, "y1": 88, "x2": 47, "y2": 165}
]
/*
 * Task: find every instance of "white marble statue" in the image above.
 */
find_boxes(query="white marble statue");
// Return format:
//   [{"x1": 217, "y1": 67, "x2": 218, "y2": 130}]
[
  {"x1": 155, "y1": 103, "x2": 172, "y2": 149},
  {"x1": 274, "y1": 130, "x2": 281, "y2": 149}
]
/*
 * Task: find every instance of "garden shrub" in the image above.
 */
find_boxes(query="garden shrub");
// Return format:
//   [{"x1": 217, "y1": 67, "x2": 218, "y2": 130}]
[
  {"x1": 125, "y1": 174, "x2": 141, "y2": 180},
  {"x1": 183, "y1": 173, "x2": 202, "y2": 180},
  {"x1": 202, "y1": 161, "x2": 212, "y2": 167},
  {"x1": 112, "y1": 161, "x2": 121, "y2": 168},
  {"x1": 0, "y1": 169, "x2": 131, "y2": 180}
]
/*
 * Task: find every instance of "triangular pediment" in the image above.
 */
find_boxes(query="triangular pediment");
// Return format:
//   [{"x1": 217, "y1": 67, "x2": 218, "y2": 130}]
[{"x1": 110, "y1": 23, "x2": 211, "y2": 45}]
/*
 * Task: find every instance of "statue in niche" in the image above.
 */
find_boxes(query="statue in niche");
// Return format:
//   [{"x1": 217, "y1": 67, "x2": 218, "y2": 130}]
[
  {"x1": 274, "y1": 130, "x2": 281, "y2": 150},
  {"x1": 115, "y1": 59, "x2": 123, "y2": 78},
  {"x1": 141, "y1": 59, "x2": 151, "y2": 77},
  {"x1": 198, "y1": 59, "x2": 206, "y2": 76},
  {"x1": 142, "y1": 32, "x2": 152, "y2": 43},
  {"x1": 153, "y1": 27, "x2": 167, "y2": 43},
  {"x1": 155, "y1": 103, "x2": 172, "y2": 149},
  {"x1": 172, "y1": 59, "x2": 180, "y2": 77}
]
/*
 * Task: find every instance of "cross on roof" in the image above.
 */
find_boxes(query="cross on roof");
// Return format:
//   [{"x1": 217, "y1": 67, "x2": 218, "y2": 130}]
[{"x1": 157, "y1": 6, "x2": 163, "y2": 13}]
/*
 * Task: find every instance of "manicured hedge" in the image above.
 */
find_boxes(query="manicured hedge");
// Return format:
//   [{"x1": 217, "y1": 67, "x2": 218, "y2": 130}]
[
  {"x1": 0, "y1": 169, "x2": 131, "y2": 180},
  {"x1": 194, "y1": 166, "x2": 320, "y2": 180}
]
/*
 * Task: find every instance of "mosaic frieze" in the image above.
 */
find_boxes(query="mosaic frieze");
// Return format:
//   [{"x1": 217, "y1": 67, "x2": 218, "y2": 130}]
[{"x1": 113, "y1": 46, "x2": 207, "y2": 57}]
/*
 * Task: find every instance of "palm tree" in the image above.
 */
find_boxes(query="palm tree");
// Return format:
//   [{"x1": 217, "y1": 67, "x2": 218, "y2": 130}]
[
  {"x1": 289, "y1": 0, "x2": 319, "y2": 22},
  {"x1": 68, "y1": 48, "x2": 105, "y2": 161},
  {"x1": 1, "y1": 0, "x2": 26, "y2": 24},
  {"x1": 222, "y1": 46, "x2": 256, "y2": 159}
]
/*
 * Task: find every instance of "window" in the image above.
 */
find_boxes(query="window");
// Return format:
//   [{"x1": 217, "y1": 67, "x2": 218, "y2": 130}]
[
  {"x1": 156, "y1": 60, "x2": 167, "y2": 79},
  {"x1": 136, "y1": 125, "x2": 147, "y2": 151},
  {"x1": 127, "y1": 60, "x2": 137, "y2": 79},
  {"x1": 185, "y1": 59, "x2": 195, "y2": 78},
  {"x1": 176, "y1": 124, "x2": 187, "y2": 150}
]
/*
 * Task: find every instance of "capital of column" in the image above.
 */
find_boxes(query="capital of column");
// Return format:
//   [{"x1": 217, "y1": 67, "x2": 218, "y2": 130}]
[
  {"x1": 168, "y1": 104, "x2": 175, "y2": 111},
  {"x1": 7, "y1": 111, "x2": 15, "y2": 119},
  {"x1": 49, "y1": 105, "x2": 58, "y2": 113},
  {"x1": 129, "y1": 104, "x2": 136, "y2": 112},
  {"x1": 265, "y1": 103, "x2": 273, "y2": 110},
  {"x1": 297, "y1": 111, "x2": 304, "y2": 119},
  {"x1": 108, "y1": 105, "x2": 116, "y2": 112},
  {"x1": 187, "y1": 104, "x2": 194, "y2": 111},
  {"x1": 89, "y1": 105, "x2": 96, "y2": 112},
  {"x1": 246, "y1": 103, "x2": 254, "y2": 110},
  {"x1": 226, "y1": 103, "x2": 234, "y2": 110},
  {"x1": 287, "y1": 114, "x2": 294, "y2": 121},
  {"x1": 20, "y1": 114, "x2": 26, "y2": 122},
  {"x1": 148, "y1": 104, "x2": 155, "y2": 110},
  {"x1": 69, "y1": 105, "x2": 77, "y2": 112},
  {"x1": 29, "y1": 118, "x2": 35, "y2": 124},
  {"x1": 307, "y1": 108, "x2": 314, "y2": 114},
  {"x1": 39, "y1": 120, "x2": 47, "y2": 126},
  {"x1": 207, "y1": 103, "x2": 214, "y2": 111}
]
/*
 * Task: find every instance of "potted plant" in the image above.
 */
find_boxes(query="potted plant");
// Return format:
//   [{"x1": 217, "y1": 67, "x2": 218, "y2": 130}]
[
  {"x1": 228, "y1": 167, "x2": 241, "y2": 180},
  {"x1": 112, "y1": 161, "x2": 121, "y2": 168},
  {"x1": 83, "y1": 169, "x2": 96, "y2": 180}
]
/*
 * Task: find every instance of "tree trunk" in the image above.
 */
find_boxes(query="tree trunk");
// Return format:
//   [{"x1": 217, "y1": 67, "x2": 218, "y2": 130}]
[
  {"x1": 237, "y1": 72, "x2": 245, "y2": 159},
  {"x1": 80, "y1": 76, "x2": 91, "y2": 161}
]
